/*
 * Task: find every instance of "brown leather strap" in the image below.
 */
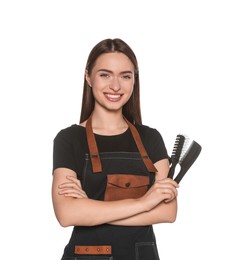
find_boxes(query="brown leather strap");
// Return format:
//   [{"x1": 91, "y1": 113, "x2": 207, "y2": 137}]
[
  {"x1": 86, "y1": 116, "x2": 102, "y2": 173},
  {"x1": 75, "y1": 245, "x2": 112, "y2": 255},
  {"x1": 85, "y1": 116, "x2": 158, "y2": 173},
  {"x1": 124, "y1": 118, "x2": 158, "y2": 173}
]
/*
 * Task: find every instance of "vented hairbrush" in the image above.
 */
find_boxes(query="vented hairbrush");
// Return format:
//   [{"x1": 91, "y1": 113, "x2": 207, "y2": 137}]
[
  {"x1": 168, "y1": 134, "x2": 202, "y2": 183},
  {"x1": 168, "y1": 135, "x2": 186, "y2": 179}
]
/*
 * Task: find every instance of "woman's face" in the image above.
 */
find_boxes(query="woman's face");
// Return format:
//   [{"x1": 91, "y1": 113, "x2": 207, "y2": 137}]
[{"x1": 86, "y1": 52, "x2": 135, "y2": 113}]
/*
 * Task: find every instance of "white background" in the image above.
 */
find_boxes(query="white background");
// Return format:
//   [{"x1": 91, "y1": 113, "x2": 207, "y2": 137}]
[{"x1": 0, "y1": 0, "x2": 241, "y2": 259}]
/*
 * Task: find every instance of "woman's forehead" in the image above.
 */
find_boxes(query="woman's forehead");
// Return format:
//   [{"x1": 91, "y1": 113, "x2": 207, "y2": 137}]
[{"x1": 93, "y1": 52, "x2": 134, "y2": 71}]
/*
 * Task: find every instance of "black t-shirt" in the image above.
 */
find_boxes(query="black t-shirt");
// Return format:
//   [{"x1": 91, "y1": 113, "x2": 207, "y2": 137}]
[{"x1": 53, "y1": 124, "x2": 169, "y2": 179}]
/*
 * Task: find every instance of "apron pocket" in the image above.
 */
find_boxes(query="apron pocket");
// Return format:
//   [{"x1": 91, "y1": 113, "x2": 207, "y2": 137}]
[
  {"x1": 135, "y1": 242, "x2": 159, "y2": 260},
  {"x1": 104, "y1": 174, "x2": 149, "y2": 201}
]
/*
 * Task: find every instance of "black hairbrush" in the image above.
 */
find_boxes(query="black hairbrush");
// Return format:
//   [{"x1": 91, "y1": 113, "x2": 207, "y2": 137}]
[
  {"x1": 168, "y1": 134, "x2": 202, "y2": 183},
  {"x1": 168, "y1": 134, "x2": 186, "y2": 179}
]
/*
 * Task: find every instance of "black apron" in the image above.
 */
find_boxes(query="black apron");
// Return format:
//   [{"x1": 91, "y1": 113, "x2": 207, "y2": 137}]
[{"x1": 61, "y1": 117, "x2": 161, "y2": 260}]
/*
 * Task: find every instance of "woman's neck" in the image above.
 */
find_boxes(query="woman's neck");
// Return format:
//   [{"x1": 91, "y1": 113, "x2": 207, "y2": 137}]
[{"x1": 91, "y1": 110, "x2": 128, "y2": 135}]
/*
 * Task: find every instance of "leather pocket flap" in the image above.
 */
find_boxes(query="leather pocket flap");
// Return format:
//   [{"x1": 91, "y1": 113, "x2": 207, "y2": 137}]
[{"x1": 107, "y1": 174, "x2": 149, "y2": 188}]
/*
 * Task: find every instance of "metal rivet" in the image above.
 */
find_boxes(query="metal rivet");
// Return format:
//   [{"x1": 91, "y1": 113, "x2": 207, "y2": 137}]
[
  {"x1": 85, "y1": 248, "x2": 89, "y2": 252},
  {"x1": 125, "y1": 182, "x2": 130, "y2": 187}
]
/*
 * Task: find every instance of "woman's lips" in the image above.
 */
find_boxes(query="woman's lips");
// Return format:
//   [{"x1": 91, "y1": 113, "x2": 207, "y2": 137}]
[{"x1": 104, "y1": 93, "x2": 123, "y2": 102}]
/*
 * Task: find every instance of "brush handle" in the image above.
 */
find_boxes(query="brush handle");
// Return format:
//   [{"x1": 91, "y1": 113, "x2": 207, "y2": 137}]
[
  {"x1": 168, "y1": 160, "x2": 177, "y2": 179},
  {"x1": 174, "y1": 167, "x2": 187, "y2": 184}
]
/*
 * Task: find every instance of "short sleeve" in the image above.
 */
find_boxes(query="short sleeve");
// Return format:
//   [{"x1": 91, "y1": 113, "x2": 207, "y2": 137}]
[
  {"x1": 139, "y1": 126, "x2": 169, "y2": 164},
  {"x1": 52, "y1": 130, "x2": 77, "y2": 173},
  {"x1": 149, "y1": 129, "x2": 169, "y2": 163}
]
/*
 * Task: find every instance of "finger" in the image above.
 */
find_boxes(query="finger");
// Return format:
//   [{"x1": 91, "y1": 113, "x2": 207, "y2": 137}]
[
  {"x1": 59, "y1": 188, "x2": 88, "y2": 198},
  {"x1": 160, "y1": 177, "x2": 179, "y2": 185},
  {"x1": 58, "y1": 181, "x2": 81, "y2": 190},
  {"x1": 163, "y1": 193, "x2": 173, "y2": 202},
  {"x1": 58, "y1": 187, "x2": 86, "y2": 194},
  {"x1": 165, "y1": 185, "x2": 178, "y2": 196},
  {"x1": 153, "y1": 181, "x2": 178, "y2": 193},
  {"x1": 64, "y1": 192, "x2": 86, "y2": 199},
  {"x1": 162, "y1": 188, "x2": 177, "y2": 198},
  {"x1": 156, "y1": 178, "x2": 179, "y2": 187},
  {"x1": 164, "y1": 192, "x2": 178, "y2": 203},
  {"x1": 66, "y1": 175, "x2": 82, "y2": 188},
  {"x1": 155, "y1": 181, "x2": 179, "y2": 192},
  {"x1": 162, "y1": 187, "x2": 178, "y2": 201},
  {"x1": 66, "y1": 175, "x2": 81, "y2": 186},
  {"x1": 58, "y1": 181, "x2": 87, "y2": 199}
]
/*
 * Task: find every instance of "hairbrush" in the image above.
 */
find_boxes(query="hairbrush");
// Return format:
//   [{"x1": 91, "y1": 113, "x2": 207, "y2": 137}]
[
  {"x1": 168, "y1": 134, "x2": 186, "y2": 179},
  {"x1": 168, "y1": 134, "x2": 202, "y2": 183}
]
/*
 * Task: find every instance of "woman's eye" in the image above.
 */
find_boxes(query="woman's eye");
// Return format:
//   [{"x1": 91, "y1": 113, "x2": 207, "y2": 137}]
[
  {"x1": 122, "y1": 74, "x2": 132, "y2": 79},
  {"x1": 100, "y1": 73, "x2": 110, "y2": 78}
]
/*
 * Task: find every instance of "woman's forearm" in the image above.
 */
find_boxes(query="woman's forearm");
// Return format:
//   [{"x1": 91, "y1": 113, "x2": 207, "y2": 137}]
[
  {"x1": 53, "y1": 196, "x2": 148, "y2": 227},
  {"x1": 108, "y1": 198, "x2": 177, "y2": 226}
]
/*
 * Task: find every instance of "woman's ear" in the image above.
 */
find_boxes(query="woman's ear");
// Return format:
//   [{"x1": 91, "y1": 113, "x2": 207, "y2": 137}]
[{"x1": 85, "y1": 70, "x2": 92, "y2": 87}]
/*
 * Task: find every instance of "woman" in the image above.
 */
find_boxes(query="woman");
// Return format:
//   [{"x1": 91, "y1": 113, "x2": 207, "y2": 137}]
[{"x1": 52, "y1": 38, "x2": 179, "y2": 260}]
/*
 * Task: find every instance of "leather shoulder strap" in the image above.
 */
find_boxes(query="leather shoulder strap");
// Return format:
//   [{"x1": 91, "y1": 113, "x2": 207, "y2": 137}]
[
  {"x1": 124, "y1": 118, "x2": 158, "y2": 173},
  {"x1": 85, "y1": 117, "x2": 102, "y2": 173}
]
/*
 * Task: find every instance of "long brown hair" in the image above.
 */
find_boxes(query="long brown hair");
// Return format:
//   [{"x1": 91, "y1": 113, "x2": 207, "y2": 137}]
[{"x1": 79, "y1": 38, "x2": 142, "y2": 125}]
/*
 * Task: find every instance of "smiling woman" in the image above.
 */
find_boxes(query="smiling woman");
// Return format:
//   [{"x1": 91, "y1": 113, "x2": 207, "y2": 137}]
[
  {"x1": 52, "y1": 38, "x2": 179, "y2": 260},
  {"x1": 85, "y1": 52, "x2": 135, "y2": 114}
]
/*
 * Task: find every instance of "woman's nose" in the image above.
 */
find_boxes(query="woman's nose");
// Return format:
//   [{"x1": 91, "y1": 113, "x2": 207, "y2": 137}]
[{"x1": 109, "y1": 77, "x2": 121, "y2": 92}]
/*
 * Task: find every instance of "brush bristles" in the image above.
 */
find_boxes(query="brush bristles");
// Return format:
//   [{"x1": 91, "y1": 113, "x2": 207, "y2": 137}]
[
  {"x1": 179, "y1": 136, "x2": 191, "y2": 160},
  {"x1": 179, "y1": 139, "x2": 195, "y2": 164},
  {"x1": 171, "y1": 134, "x2": 185, "y2": 160}
]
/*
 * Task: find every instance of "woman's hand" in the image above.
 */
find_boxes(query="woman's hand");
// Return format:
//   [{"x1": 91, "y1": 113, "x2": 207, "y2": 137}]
[
  {"x1": 58, "y1": 175, "x2": 88, "y2": 199},
  {"x1": 140, "y1": 178, "x2": 179, "y2": 211}
]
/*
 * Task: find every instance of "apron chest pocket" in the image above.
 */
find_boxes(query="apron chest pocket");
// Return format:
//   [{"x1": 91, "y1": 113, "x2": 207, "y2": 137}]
[{"x1": 104, "y1": 174, "x2": 149, "y2": 201}]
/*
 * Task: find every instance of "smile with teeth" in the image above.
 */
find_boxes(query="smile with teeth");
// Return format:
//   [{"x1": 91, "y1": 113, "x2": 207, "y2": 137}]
[{"x1": 104, "y1": 93, "x2": 123, "y2": 102}]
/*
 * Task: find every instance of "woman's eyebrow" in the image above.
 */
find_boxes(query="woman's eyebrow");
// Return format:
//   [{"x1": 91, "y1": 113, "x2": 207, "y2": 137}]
[
  {"x1": 120, "y1": 70, "x2": 133, "y2": 74},
  {"x1": 97, "y1": 69, "x2": 113, "y2": 73},
  {"x1": 97, "y1": 69, "x2": 133, "y2": 74}
]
